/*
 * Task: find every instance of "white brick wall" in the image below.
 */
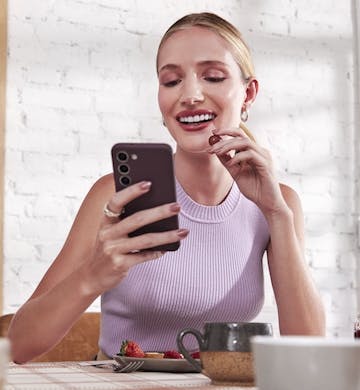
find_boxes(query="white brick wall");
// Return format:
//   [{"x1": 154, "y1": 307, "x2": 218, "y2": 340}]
[{"x1": 4, "y1": 0, "x2": 359, "y2": 338}]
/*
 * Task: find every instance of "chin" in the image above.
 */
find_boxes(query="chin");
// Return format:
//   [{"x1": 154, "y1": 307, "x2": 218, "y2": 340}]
[{"x1": 177, "y1": 140, "x2": 210, "y2": 155}]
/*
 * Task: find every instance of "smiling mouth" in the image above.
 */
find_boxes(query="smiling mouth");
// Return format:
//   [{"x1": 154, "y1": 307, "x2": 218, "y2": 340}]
[{"x1": 177, "y1": 113, "x2": 216, "y2": 125}]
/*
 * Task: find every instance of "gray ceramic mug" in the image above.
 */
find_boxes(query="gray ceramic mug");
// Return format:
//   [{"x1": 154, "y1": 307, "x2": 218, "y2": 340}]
[{"x1": 177, "y1": 322, "x2": 273, "y2": 386}]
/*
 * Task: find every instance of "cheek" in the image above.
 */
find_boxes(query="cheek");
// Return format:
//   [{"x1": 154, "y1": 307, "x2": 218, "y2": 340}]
[
  {"x1": 227, "y1": 84, "x2": 246, "y2": 104},
  {"x1": 157, "y1": 89, "x2": 165, "y2": 113},
  {"x1": 220, "y1": 88, "x2": 245, "y2": 118},
  {"x1": 158, "y1": 88, "x2": 172, "y2": 116}
]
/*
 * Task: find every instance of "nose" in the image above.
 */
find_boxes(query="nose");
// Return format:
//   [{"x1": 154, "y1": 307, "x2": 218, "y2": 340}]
[{"x1": 180, "y1": 76, "x2": 204, "y2": 105}]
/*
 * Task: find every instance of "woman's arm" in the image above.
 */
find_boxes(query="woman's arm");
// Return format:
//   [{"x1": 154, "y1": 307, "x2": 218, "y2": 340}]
[
  {"x1": 208, "y1": 128, "x2": 326, "y2": 335},
  {"x1": 266, "y1": 185, "x2": 325, "y2": 335},
  {"x1": 8, "y1": 175, "x2": 186, "y2": 363},
  {"x1": 8, "y1": 175, "x2": 112, "y2": 363}
]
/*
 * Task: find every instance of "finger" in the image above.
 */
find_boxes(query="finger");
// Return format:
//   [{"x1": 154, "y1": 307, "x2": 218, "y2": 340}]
[
  {"x1": 108, "y1": 250, "x2": 166, "y2": 273},
  {"x1": 210, "y1": 137, "x2": 266, "y2": 159},
  {"x1": 213, "y1": 126, "x2": 250, "y2": 139},
  {"x1": 102, "y1": 181, "x2": 152, "y2": 225},
  {"x1": 209, "y1": 138, "x2": 250, "y2": 154},
  {"x1": 105, "y1": 228, "x2": 189, "y2": 256},
  {"x1": 102, "y1": 202, "x2": 181, "y2": 239},
  {"x1": 127, "y1": 250, "x2": 166, "y2": 266},
  {"x1": 226, "y1": 149, "x2": 268, "y2": 168}
]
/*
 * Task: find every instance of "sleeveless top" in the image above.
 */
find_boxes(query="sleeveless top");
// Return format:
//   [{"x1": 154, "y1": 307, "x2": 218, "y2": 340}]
[{"x1": 99, "y1": 180, "x2": 270, "y2": 356}]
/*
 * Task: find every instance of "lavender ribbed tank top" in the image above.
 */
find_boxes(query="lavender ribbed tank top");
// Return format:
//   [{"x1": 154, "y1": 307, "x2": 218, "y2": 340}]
[{"x1": 100, "y1": 180, "x2": 270, "y2": 356}]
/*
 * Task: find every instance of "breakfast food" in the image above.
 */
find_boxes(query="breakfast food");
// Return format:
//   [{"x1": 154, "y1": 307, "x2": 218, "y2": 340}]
[
  {"x1": 163, "y1": 350, "x2": 184, "y2": 359},
  {"x1": 208, "y1": 134, "x2": 222, "y2": 145},
  {"x1": 191, "y1": 351, "x2": 200, "y2": 359},
  {"x1": 119, "y1": 340, "x2": 195, "y2": 360},
  {"x1": 119, "y1": 340, "x2": 145, "y2": 358},
  {"x1": 144, "y1": 352, "x2": 165, "y2": 359}
]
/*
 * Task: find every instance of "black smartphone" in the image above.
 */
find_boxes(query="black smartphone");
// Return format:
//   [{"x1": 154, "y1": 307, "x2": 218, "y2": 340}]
[{"x1": 111, "y1": 142, "x2": 180, "y2": 251}]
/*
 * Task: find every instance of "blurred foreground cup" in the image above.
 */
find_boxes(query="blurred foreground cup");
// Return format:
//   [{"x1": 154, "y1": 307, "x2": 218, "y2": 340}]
[
  {"x1": 252, "y1": 336, "x2": 360, "y2": 390},
  {"x1": 0, "y1": 338, "x2": 9, "y2": 390},
  {"x1": 177, "y1": 322, "x2": 272, "y2": 386}
]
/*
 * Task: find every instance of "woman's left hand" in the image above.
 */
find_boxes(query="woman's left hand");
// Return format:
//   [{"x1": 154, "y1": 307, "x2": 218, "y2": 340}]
[{"x1": 208, "y1": 127, "x2": 287, "y2": 216}]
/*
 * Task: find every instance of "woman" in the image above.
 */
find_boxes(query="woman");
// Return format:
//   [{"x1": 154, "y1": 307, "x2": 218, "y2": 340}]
[{"x1": 9, "y1": 12, "x2": 325, "y2": 363}]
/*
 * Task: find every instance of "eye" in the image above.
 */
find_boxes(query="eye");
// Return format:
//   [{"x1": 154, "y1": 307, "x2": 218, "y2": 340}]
[
  {"x1": 203, "y1": 69, "x2": 227, "y2": 83},
  {"x1": 162, "y1": 79, "x2": 181, "y2": 87},
  {"x1": 204, "y1": 77, "x2": 226, "y2": 83}
]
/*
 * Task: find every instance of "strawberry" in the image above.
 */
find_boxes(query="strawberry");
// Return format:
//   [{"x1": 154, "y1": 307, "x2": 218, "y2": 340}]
[
  {"x1": 163, "y1": 350, "x2": 183, "y2": 359},
  {"x1": 191, "y1": 351, "x2": 200, "y2": 359},
  {"x1": 119, "y1": 340, "x2": 145, "y2": 358},
  {"x1": 208, "y1": 134, "x2": 222, "y2": 146}
]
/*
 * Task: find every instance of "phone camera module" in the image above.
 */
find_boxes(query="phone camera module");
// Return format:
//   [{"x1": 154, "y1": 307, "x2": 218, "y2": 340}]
[
  {"x1": 119, "y1": 164, "x2": 129, "y2": 174},
  {"x1": 117, "y1": 151, "x2": 128, "y2": 162},
  {"x1": 120, "y1": 176, "x2": 131, "y2": 186}
]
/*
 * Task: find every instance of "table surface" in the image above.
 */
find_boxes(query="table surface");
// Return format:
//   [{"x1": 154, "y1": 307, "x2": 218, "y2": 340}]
[{"x1": 5, "y1": 360, "x2": 258, "y2": 389}]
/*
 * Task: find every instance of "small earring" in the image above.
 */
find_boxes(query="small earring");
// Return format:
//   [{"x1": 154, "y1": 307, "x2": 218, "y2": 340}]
[
  {"x1": 162, "y1": 118, "x2": 166, "y2": 127},
  {"x1": 241, "y1": 107, "x2": 249, "y2": 122}
]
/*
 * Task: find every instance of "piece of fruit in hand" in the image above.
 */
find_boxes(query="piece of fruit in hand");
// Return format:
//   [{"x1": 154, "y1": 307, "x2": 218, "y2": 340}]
[
  {"x1": 119, "y1": 340, "x2": 145, "y2": 358},
  {"x1": 163, "y1": 350, "x2": 184, "y2": 359},
  {"x1": 208, "y1": 134, "x2": 222, "y2": 145}
]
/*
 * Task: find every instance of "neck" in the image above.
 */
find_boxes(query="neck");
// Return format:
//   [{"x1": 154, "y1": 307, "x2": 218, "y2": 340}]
[{"x1": 174, "y1": 148, "x2": 234, "y2": 206}]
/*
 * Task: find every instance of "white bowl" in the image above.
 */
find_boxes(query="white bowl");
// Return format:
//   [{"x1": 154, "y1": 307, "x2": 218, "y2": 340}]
[{"x1": 252, "y1": 336, "x2": 360, "y2": 390}]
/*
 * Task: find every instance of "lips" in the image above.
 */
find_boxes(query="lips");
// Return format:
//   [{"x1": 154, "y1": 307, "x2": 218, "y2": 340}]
[{"x1": 176, "y1": 110, "x2": 216, "y2": 131}]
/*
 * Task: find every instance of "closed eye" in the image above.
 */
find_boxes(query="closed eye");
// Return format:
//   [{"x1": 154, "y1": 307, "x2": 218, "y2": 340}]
[
  {"x1": 204, "y1": 77, "x2": 226, "y2": 83},
  {"x1": 162, "y1": 79, "x2": 181, "y2": 87}
]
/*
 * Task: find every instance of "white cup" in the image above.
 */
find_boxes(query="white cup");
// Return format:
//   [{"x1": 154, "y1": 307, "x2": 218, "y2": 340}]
[
  {"x1": 252, "y1": 336, "x2": 360, "y2": 390},
  {"x1": 0, "y1": 338, "x2": 9, "y2": 390}
]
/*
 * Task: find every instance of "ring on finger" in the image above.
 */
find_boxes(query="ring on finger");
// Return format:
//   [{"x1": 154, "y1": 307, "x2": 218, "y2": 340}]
[{"x1": 103, "y1": 203, "x2": 123, "y2": 218}]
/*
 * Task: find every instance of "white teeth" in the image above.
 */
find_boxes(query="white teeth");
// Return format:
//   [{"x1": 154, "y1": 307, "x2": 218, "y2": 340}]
[{"x1": 179, "y1": 114, "x2": 215, "y2": 123}]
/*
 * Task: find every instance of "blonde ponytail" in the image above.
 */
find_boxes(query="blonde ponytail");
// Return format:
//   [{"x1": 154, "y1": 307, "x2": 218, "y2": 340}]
[{"x1": 240, "y1": 122, "x2": 256, "y2": 142}]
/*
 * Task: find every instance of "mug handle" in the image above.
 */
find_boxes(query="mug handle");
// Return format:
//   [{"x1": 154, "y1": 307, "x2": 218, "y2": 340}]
[{"x1": 176, "y1": 328, "x2": 203, "y2": 372}]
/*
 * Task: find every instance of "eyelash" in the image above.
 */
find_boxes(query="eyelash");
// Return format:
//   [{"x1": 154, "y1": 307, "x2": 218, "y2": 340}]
[
  {"x1": 205, "y1": 77, "x2": 226, "y2": 83},
  {"x1": 163, "y1": 80, "x2": 181, "y2": 87},
  {"x1": 162, "y1": 77, "x2": 226, "y2": 87}
]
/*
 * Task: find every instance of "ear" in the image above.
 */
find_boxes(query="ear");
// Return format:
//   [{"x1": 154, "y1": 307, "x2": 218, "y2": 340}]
[{"x1": 243, "y1": 78, "x2": 258, "y2": 108}]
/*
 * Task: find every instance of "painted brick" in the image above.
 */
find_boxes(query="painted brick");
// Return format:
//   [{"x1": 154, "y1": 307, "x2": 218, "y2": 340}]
[
  {"x1": 53, "y1": 1, "x2": 122, "y2": 29},
  {"x1": 4, "y1": 0, "x2": 359, "y2": 337}
]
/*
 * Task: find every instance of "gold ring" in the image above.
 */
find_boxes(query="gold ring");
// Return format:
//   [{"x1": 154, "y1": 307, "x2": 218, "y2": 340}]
[{"x1": 103, "y1": 203, "x2": 122, "y2": 218}]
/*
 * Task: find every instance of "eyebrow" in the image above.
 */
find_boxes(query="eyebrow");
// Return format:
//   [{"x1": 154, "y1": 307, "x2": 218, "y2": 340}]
[{"x1": 158, "y1": 60, "x2": 228, "y2": 73}]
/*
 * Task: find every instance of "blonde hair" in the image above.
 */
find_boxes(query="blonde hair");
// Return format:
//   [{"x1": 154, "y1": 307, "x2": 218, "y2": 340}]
[{"x1": 156, "y1": 12, "x2": 256, "y2": 141}]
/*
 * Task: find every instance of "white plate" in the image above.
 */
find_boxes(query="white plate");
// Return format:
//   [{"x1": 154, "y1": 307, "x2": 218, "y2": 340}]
[{"x1": 113, "y1": 355, "x2": 201, "y2": 373}]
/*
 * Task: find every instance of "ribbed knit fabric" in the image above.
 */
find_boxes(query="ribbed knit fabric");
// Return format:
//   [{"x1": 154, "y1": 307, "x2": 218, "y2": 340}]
[{"x1": 99, "y1": 180, "x2": 270, "y2": 356}]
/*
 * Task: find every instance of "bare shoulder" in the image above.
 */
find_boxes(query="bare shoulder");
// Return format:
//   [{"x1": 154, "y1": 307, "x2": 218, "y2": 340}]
[
  {"x1": 279, "y1": 183, "x2": 305, "y2": 248},
  {"x1": 279, "y1": 183, "x2": 303, "y2": 216},
  {"x1": 71, "y1": 173, "x2": 115, "y2": 230},
  {"x1": 86, "y1": 173, "x2": 115, "y2": 200}
]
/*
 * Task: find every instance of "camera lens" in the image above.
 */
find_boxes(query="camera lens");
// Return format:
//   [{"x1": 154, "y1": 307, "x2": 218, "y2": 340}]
[
  {"x1": 120, "y1": 176, "x2": 131, "y2": 186},
  {"x1": 119, "y1": 164, "x2": 129, "y2": 174},
  {"x1": 117, "y1": 151, "x2": 128, "y2": 162}
]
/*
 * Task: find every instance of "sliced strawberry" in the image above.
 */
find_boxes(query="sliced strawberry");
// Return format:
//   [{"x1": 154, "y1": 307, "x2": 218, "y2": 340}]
[
  {"x1": 163, "y1": 350, "x2": 184, "y2": 359},
  {"x1": 190, "y1": 351, "x2": 200, "y2": 359}
]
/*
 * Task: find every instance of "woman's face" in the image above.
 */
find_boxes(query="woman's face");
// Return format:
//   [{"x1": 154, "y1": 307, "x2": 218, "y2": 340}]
[{"x1": 157, "y1": 26, "x2": 248, "y2": 154}]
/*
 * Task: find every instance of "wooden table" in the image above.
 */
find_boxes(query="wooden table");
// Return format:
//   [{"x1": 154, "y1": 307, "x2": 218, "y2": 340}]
[{"x1": 5, "y1": 360, "x2": 258, "y2": 389}]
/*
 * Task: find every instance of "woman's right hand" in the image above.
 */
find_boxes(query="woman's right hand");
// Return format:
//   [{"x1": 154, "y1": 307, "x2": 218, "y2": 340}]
[{"x1": 83, "y1": 180, "x2": 188, "y2": 295}]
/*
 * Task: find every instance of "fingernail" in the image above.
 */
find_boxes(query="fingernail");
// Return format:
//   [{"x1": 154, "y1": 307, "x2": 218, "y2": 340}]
[
  {"x1": 170, "y1": 203, "x2": 181, "y2": 212},
  {"x1": 154, "y1": 251, "x2": 166, "y2": 257},
  {"x1": 177, "y1": 228, "x2": 189, "y2": 238},
  {"x1": 139, "y1": 181, "x2": 152, "y2": 190}
]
